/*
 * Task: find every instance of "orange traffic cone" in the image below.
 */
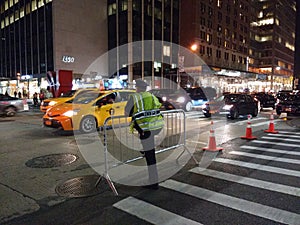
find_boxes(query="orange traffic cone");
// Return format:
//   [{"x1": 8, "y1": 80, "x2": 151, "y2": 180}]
[
  {"x1": 203, "y1": 121, "x2": 223, "y2": 152},
  {"x1": 241, "y1": 115, "x2": 257, "y2": 140},
  {"x1": 264, "y1": 113, "x2": 279, "y2": 134}
]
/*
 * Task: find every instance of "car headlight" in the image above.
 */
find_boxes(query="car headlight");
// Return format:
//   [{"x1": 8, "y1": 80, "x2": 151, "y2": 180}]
[
  {"x1": 223, "y1": 104, "x2": 233, "y2": 110},
  {"x1": 63, "y1": 109, "x2": 80, "y2": 117},
  {"x1": 49, "y1": 101, "x2": 57, "y2": 106},
  {"x1": 176, "y1": 96, "x2": 185, "y2": 103},
  {"x1": 162, "y1": 96, "x2": 167, "y2": 102}
]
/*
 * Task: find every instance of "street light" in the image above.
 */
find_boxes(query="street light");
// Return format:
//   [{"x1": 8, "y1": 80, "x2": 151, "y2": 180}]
[{"x1": 190, "y1": 44, "x2": 198, "y2": 52}]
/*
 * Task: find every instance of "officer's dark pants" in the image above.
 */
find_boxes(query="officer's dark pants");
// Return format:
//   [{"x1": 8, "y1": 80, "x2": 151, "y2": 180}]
[{"x1": 139, "y1": 130, "x2": 159, "y2": 185}]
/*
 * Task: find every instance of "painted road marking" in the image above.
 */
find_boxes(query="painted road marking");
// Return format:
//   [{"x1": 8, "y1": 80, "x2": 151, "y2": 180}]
[
  {"x1": 113, "y1": 196, "x2": 203, "y2": 225},
  {"x1": 161, "y1": 179, "x2": 300, "y2": 225},
  {"x1": 253, "y1": 140, "x2": 300, "y2": 148},
  {"x1": 240, "y1": 145, "x2": 300, "y2": 156},
  {"x1": 189, "y1": 168, "x2": 300, "y2": 197},
  {"x1": 262, "y1": 136, "x2": 300, "y2": 143},
  {"x1": 213, "y1": 158, "x2": 300, "y2": 177},
  {"x1": 229, "y1": 151, "x2": 300, "y2": 164}
]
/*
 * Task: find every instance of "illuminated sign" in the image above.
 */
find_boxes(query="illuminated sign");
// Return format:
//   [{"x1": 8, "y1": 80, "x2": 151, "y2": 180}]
[{"x1": 62, "y1": 56, "x2": 75, "y2": 63}]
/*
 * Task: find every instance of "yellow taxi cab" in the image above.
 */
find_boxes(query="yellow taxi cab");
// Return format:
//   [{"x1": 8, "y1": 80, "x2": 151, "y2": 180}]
[
  {"x1": 40, "y1": 88, "x2": 98, "y2": 113},
  {"x1": 43, "y1": 89, "x2": 135, "y2": 133}
]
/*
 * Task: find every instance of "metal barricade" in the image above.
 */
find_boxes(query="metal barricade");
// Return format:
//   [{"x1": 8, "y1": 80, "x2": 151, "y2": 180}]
[{"x1": 95, "y1": 109, "x2": 197, "y2": 195}]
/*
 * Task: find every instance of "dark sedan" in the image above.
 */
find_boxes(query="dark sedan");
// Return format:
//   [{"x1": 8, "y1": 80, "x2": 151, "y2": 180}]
[
  {"x1": 0, "y1": 94, "x2": 28, "y2": 116},
  {"x1": 149, "y1": 88, "x2": 193, "y2": 112},
  {"x1": 202, "y1": 93, "x2": 259, "y2": 119},
  {"x1": 251, "y1": 92, "x2": 276, "y2": 110},
  {"x1": 275, "y1": 94, "x2": 300, "y2": 115}
]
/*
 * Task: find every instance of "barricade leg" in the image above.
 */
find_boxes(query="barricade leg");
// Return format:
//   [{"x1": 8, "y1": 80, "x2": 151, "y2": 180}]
[
  {"x1": 176, "y1": 146, "x2": 199, "y2": 164},
  {"x1": 95, "y1": 173, "x2": 119, "y2": 196}
]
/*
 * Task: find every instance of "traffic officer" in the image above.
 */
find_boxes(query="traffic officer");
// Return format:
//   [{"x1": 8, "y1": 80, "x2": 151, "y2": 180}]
[{"x1": 125, "y1": 79, "x2": 164, "y2": 189}]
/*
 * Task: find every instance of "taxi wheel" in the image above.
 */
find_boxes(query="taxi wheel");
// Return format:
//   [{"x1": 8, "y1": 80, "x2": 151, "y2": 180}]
[
  {"x1": 185, "y1": 101, "x2": 193, "y2": 112},
  {"x1": 5, "y1": 106, "x2": 17, "y2": 117},
  {"x1": 80, "y1": 116, "x2": 97, "y2": 133}
]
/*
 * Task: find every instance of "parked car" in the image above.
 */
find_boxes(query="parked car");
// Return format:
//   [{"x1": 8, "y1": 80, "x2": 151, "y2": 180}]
[
  {"x1": 43, "y1": 90, "x2": 135, "y2": 133},
  {"x1": 275, "y1": 93, "x2": 300, "y2": 115},
  {"x1": 251, "y1": 92, "x2": 276, "y2": 110},
  {"x1": 202, "y1": 93, "x2": 259, "y2": 119},
  {"x1": 40, "y1": 88, "x2": 98, "y2": 113},
  {"x1": 0, "y1": 94, "x2": 29, "y2": 116},
  {"x1": 184, "y1": 87, "x2": 209, "y2": 108},
  {"x1": 149, "y1": 88, "x2": 193, "y2": 112}
]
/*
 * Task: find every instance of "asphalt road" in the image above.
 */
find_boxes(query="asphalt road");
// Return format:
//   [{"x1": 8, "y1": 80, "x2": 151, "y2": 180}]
[{"x1": 1, "y1": 109, "x2": 300, "y2": 225}]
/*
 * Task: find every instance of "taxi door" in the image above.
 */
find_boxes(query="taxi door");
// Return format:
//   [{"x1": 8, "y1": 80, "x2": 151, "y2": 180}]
[{"x1": 94, "y1": 93, "x2": 116, "y2": 127}]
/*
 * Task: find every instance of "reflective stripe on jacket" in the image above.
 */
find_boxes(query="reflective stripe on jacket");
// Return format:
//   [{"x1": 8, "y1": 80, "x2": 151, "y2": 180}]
[{"x1": 130, "y1": 92, "x2": 164, "y2": 132}]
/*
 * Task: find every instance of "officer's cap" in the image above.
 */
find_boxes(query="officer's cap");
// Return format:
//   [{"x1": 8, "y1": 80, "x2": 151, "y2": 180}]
[{"x1": 135, "y1": 79, "x2": 148, "y2": 87}]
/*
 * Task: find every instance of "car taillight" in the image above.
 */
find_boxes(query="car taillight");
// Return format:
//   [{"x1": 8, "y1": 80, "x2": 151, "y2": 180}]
[{"x1": 1, "y1": 101, "x2": 9, "y2": 105}]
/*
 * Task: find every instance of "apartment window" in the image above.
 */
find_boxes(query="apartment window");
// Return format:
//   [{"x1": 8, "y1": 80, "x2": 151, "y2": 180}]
[
  {"x1": 208, "y1": 7, "x2": 213, "y2": 16},
  {"x1": 217, "y1": 37, "x2": 222, "y2": 45},
  {"x1": 26, "y1": 3, "x2": 30, "y2": 14},
  {"x1": 232, "y1": 54, "x2": 236, "y2": 62},
  {"x1": 216, "y1": 49, "x2": 221, "y2": 58},
  {"x1": 226, "y1": 16, "x2": 230, "y2": 25},
  {"x1": 217, "y1": 0, "x2": 222, "y2": 8},
  {"x1": 206, "y1": 33, "x2": 212, "y2": 44},
  {"x1": 120, "y1": 0, "x2": 128, "y2": 11},
  {"x1": 207, "y1": 20, "x2": 212, "y2": 29},
  {"x1": 238, "y1": 56, "x2": 242, "y2": 63},
  {"x1": 224, "y1": 52, "x2": 229, "y2": 60},
  {"x1": 207, "y1": 47, "x2": 212, "y2": 56},
  {"x1": 201, "y1": 3, "x2": 205, "y2": 13},
  {"x1": 200, "y1": 31, "x2": 206, "y2": 40},
  {"x1": 200, "y1": 45, "x2": 205, "y2": 55},
  {"x1": 218, "y1": 12, "x2": 222, "y2": 22},
  {"x1": 224, "y1": 28, "x2": 229, "y2": 38},
  {"x1": 108, "y1": 3, "x2": 117, "y2": 15},
  {"x1": 217, "y1": 25, "x2": 222, "y2": 32},
  {"x1": 233, "y1": 20, "x2": 237, "y2": 28},
  {"x1": 226, "y1": 4, "x2": 230, "y2": 13},
  {"x1": 200, "y1": 17, "x2": 205, "y2": 26}
]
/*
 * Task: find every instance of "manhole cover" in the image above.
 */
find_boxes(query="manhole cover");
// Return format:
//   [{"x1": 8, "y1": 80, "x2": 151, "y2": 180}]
[
  {"x1": 25, "y1": 153, "x2": 78, "y2": 168},
  {"x1": 55, "y1": 175, "x2": 104, "y2": 197}
]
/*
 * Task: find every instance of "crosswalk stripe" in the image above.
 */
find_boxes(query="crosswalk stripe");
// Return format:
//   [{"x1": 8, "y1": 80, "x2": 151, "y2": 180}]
[
  {"x1": 113, "y1": 196, "x2": 203, "y2": 225},
  {"x1": 229, "y1": 151, "x2": 300, "y2": 164},
  {"x1": 253, "y1": 140, "x2": 300, "y2": 148},
  {"x1": 273, "y1": 131, "x2": 300, "y2": 135},
  {"x1": 189, "y1": 168, "x2": 300, "y2": 197},
  {"x1": 267, "y1": 133, "x2": 300, "y2": 138},
  {"x1": 161, "y1": 179, "x2": 300, "y2": 225},
  {"x1": 213, "y1": 158, "x2": 300, "y2": 177},
  {"x1": 240, "y1": 145, "x2": 300, "y2": 156},
  {"x1": 262, "y1": 136, "x2": 300, "y2": 143}
]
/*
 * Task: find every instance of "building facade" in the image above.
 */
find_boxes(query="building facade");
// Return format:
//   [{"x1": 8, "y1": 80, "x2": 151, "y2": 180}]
[
  {"x1": 107, "y1": 0, "x2": 180, "y2": 87},
  {"x1": 0, "y1": 0, "x2": 107, "y2": 96},
  {"x1": 180, "y1": 0, "x2": 296, "y2": 93},
  {"x1": 249, "y1": 0, "x2": 296, "y2": 92}
]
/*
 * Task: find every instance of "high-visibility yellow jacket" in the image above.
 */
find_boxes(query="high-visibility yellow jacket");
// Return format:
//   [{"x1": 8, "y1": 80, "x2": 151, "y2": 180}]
[{"x1": 129, "y1": 92, "x2": 164, "y2": 132}]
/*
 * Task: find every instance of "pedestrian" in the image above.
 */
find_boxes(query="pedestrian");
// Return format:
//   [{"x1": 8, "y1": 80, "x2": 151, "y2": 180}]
[
  {"x1": 39, "y1": 92, "x2": 45, "y2": 104},
  {"x1": 14, "y1": 90, "x2": 17, "y2": 98},
  {"x1": 33, "y1": 92, "x2": 38, "y2": 106},
  {"x1": 18, "y1": 91, "x2": 22, "y2": 98},
  {"x1": 125, "y1": 79, "x2": 164, "y2": 190}
]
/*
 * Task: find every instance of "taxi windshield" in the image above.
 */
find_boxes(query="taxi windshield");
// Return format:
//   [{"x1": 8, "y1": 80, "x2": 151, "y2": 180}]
[{"x1": 70, "y1": 92, "x2": 104, "y2": 104}]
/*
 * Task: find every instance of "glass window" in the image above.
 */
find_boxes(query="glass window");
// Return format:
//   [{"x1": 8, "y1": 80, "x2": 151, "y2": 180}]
[{"x1": 108, "y1": 3, "x2": 117, "y2": 15}]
